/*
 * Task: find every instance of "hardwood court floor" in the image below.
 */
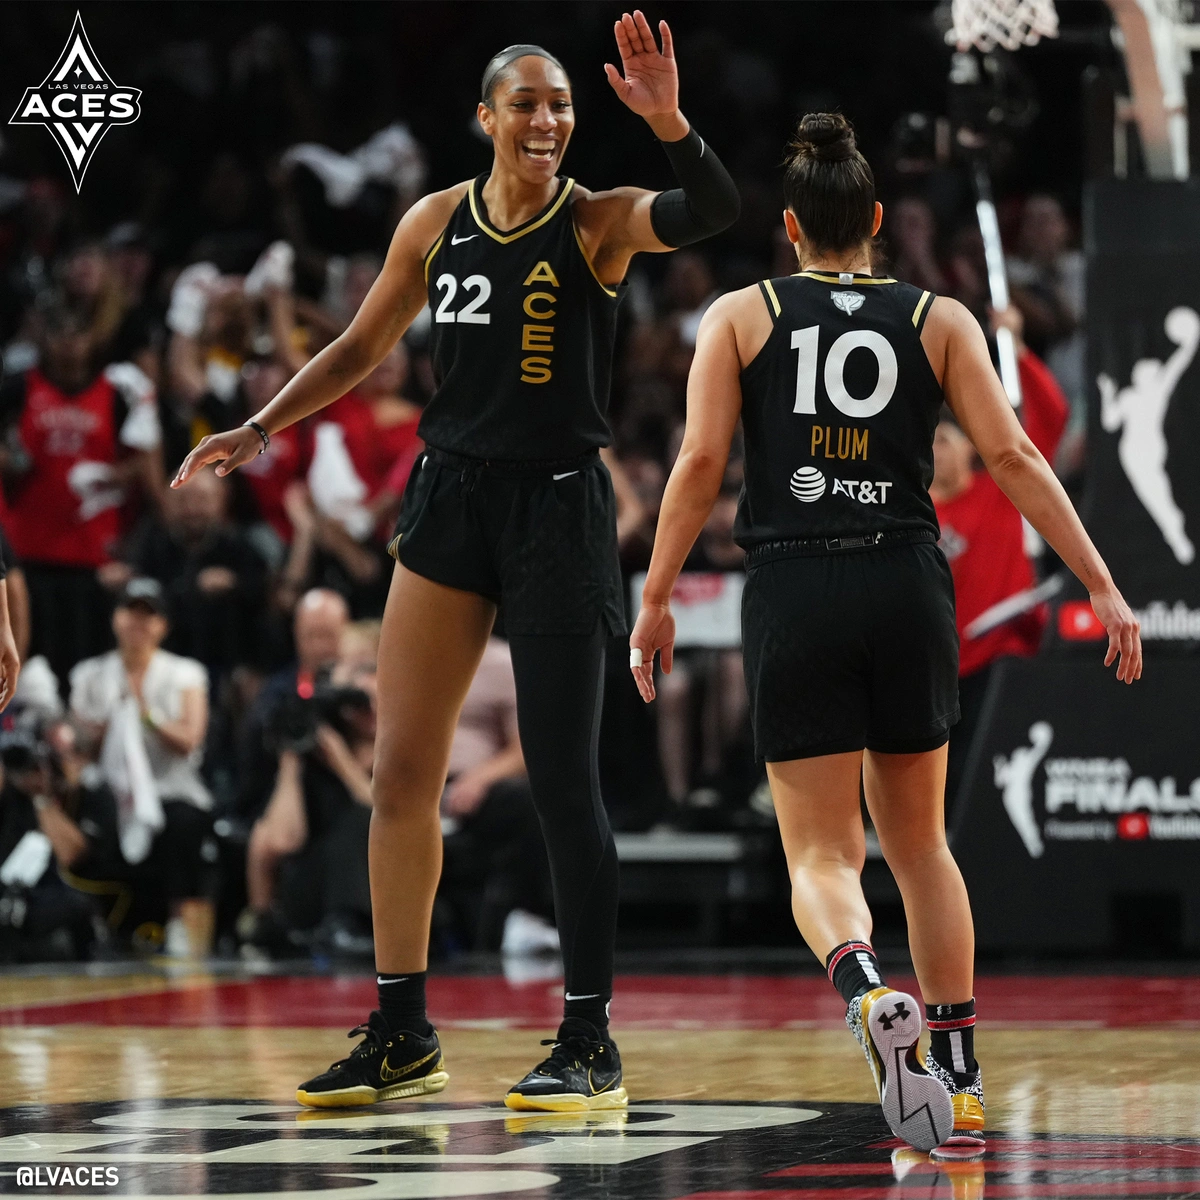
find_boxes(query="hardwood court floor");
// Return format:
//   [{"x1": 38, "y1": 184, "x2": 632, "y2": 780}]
[{"x1": 1, "y1": 967, "x2": 1199, "y2": 1198}]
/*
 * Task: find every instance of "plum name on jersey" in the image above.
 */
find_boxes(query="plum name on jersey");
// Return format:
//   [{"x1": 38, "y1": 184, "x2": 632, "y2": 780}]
[
  {"x1": 520, "y1": 260, "x2": 559, "y2": 385},
  {"x1": 811, "y1": 424, "x2": 868, "y2": 461}
]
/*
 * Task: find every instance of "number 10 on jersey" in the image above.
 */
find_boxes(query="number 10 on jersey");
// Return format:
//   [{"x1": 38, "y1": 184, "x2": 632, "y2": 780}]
[{"x1": 791, "y1": 325, "x2": 898, "y2": 418}]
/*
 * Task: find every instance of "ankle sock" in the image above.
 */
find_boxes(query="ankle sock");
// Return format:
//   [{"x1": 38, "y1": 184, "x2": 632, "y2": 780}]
[
  {"x1": 563, "y1": 992, "x2": 611, "y2": 1034},
  {"x1": 926, "y1": 998, "x2": 978, "y2": 1084},
  {"x1": 377, "y1": 971, "x2": 433, "y2": 1037},
  {"x1": 826, "y1": 940, "x2": 886, "y2": 1006}
]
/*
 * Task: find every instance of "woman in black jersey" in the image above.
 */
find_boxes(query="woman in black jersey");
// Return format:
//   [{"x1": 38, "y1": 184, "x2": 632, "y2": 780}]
[
  {"x1": 174, "y1": 12, "x2": 738, "y2": 1111},
  {"x1": 631, "y1": 114, "x2": 1141, "y2": 1154}
]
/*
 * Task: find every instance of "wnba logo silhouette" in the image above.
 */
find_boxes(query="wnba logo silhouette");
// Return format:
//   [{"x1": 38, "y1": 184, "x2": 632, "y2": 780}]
[
  {"x1": 994, "y1": 722, "x2": 1053, "y2": 858},
  {"x1": 1098, "y1": 307, "x2": 1200, "y2": 565},
  {"x1": 8, "y1": 11, "x2": 141, "y2": 192}
]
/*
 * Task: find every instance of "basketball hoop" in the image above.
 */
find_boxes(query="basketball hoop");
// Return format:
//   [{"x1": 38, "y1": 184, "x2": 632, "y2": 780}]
[{"x1": 949, "y1": 0, "x2": 1060, "y2": 52}]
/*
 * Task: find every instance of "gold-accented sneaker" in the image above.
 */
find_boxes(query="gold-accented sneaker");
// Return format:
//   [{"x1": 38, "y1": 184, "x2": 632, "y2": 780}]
[
  {"x1": 296, "y1": 1011, "x2": 449, "y2": 1108},
  {"x1": 925, "y1": 1056, "x2": 986, "y2": 1159},
  {"x1": 505, "y1": 1018, "x2": 628, "y2": 1113},
  {"x1": 846, "y1": 987, "x2": 954, "y2": 1152}
]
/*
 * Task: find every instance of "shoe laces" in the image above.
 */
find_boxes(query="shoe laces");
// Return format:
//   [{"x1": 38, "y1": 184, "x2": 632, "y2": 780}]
[
  {"x1": 534, "y1": 1032, "x2": 605, "y2": 1075},
  {"x1": 335, "y1": 1018, "x2": 399, "y2": 1070}
]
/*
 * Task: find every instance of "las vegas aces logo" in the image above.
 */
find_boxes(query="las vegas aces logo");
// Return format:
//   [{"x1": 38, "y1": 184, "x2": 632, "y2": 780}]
[{"x1": 9, "y1": 11, "x2": 142, "y2": 192}]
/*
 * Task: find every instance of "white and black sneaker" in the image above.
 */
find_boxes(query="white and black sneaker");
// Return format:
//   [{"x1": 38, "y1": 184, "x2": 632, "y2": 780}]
[
  {"x1": 847, "y1": 987, "x2": 953, "y2": 1152},
  {"x1": 925, "y1": 1056, "x2": 987, "y2": 1159}
]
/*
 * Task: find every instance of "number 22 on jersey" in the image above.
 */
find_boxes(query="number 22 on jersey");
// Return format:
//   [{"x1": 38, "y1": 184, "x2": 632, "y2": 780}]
[
  {"x1": 790, "y1": 325, "x2": 898, "y2": 418},
  {"x1": 433, "y1": 273, "x2": 492, "y2": 324}
]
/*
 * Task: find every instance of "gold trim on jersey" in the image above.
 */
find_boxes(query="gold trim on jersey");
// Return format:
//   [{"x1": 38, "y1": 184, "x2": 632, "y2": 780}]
[
  {"x1": 572, "y1": 223, "x2": 619, "y2": 298},
  {"x1": 761, "y1": 279, "x2": 782, "y2": 318},
  {"x1": 469, "y1": 177, "x2": 576, "y2": 244},
  {"x1": 794, "y1": 271, "x2": 898, "y2": 285},
  {"x1": 911, "y1": 290, "x2": 932, "y2": 327},
  {"x1": 423, "y1": 233, "x2": 445, "y2": 283}
]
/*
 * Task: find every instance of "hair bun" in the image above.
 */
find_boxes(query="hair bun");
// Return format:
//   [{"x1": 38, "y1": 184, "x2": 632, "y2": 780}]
[{"x1": 793, "y1": 113, "x2": 856, "y2": 164}]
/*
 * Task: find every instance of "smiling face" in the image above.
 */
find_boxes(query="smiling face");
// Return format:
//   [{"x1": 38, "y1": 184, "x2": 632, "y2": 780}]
[{"x1": 478, "y1": 56, "x2": 574, "y2": 185}]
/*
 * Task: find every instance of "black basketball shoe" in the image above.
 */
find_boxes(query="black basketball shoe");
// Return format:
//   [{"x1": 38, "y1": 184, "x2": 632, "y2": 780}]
[
  {"x1": 296, "y1": 1011, "x2": 448, "y2": 1108},
  {"x1": 504, "y1": 1017, "x2": 628, "y2": 1112}
]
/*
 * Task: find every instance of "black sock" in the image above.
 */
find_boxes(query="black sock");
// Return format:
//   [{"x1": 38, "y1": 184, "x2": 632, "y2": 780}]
[
  {"x1": 563, "y1": 993, "x2": 611, "y2": 1034},
  {"x1": 377, "y1": 971, "x2": 433, "y2": 1037},
  {"x1": 826, "y1": 940, "x2": 886, "y2": 1005},
  {"x1": 926, "y1": 999, "x2": 978, "y2": 1083}
]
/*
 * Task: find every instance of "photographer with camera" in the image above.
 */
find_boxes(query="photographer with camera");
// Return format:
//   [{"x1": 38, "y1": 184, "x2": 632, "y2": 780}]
[
  {"x1": 68, "y1": 578, "x2": 213, "y2": 957},
  {"x1": 237, "y1": 590, "x2": 380, "y2": 957},
  {"x1": 0, "y1": 726, "x2": 100, "y2": 962}
]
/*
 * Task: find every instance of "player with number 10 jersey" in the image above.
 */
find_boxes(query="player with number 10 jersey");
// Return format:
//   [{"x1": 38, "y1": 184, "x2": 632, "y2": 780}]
[{"x1": 630, "y1": 111, "x2": 1141, "y2": 1156}]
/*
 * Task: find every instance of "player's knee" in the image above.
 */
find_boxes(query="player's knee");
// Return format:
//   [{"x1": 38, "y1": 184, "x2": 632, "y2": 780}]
[
  {"x1": 880, "y1": 834, "x2": 950, "y2": 880},
  {"x1": 369, "y1": 754, "x2": 443, "y2": 820},
  {"x1": 790, "y1": 838, "x2": 865, "y2": 878}
]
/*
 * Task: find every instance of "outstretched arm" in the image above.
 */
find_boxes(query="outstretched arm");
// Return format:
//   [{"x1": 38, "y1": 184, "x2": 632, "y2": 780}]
[
  {"x1": 630, "y1": 297, "x2": 743, "y2": 701},
  {"x1": 578, "y1": 12, "x2": 739, "y2": 281},
  {"x1": 172, "y1": 188, "x2": 460, "y2": 487},
  {"x1": 927, "y1": 296, "x2": 1142, "y2": 683}
]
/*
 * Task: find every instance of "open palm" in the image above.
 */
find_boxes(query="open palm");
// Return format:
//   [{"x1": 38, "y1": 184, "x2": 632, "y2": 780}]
[{"x1": 605, "y1": 11, "x2": 679, "y2": 118}]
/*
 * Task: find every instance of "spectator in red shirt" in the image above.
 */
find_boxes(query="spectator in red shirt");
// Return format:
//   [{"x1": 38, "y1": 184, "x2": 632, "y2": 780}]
[
  {"x1": 1, "y1": 306, "x2": 163, "y2": 685},
  {"x1": 932, "y1": 307, "x2": 1069, "y2": 811}
]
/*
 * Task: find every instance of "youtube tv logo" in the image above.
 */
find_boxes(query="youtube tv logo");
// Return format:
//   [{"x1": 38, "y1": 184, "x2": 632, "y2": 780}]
[{"x1": 1057, "y1": 600, "x2": 1106, "y2": 641}]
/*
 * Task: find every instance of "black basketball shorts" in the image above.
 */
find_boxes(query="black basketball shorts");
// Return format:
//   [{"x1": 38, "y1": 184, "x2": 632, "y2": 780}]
[
  {"x1": 388, "y1": 447, "x2": 627, "y2": 637},
  {"x1": 741, "y1": 539, "x2": 960, "y2": 762}
]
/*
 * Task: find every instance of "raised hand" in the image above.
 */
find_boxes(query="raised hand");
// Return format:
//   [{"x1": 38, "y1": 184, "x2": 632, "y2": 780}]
[
  {"x1": 172, "y1": 426, "x2": 263, "y2": 488},
  {"x1": 604, "y1": 11, "x2": 679, "y2": 122}
]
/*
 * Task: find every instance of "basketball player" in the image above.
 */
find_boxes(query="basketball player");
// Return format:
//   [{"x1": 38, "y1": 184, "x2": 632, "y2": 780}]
[
  {"x1": 173, "y1": 13, "x2": 738, "y2": 1110},
  {"x1": 630, "y1": 113, "x2": 1141, "y2": 1154}
]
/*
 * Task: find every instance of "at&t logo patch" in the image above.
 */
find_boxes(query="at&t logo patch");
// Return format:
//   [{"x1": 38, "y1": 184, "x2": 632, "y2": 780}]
[{"x1": 790, "y1": 466, "x2": 826, "y2": 502}]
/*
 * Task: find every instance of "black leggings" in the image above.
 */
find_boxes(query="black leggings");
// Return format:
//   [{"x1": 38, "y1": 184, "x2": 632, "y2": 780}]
[{"x1": 508, "y1": 628, "x2": 618, "y2": 1016}]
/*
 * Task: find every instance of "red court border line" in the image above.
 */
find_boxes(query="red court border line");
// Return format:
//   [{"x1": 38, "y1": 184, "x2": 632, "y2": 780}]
[{"x1": 2, "y1": 973, "x2": 1198, "y2": 1028}]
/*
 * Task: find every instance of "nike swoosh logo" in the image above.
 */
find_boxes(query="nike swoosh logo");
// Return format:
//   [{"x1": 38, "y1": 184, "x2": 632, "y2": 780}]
[
  {"x1": 588, "y1": 1068, "x2": 618, "y2": 1095},
  {"x1": 379, "y1": 1047, "x2": 440, "y2": 1082},
  {"x1": 451, "y1": 234, "x2": 478, "y2": 245},
  {"x1": 553, "y1": 471, "x2": 579, "y2": 481}
]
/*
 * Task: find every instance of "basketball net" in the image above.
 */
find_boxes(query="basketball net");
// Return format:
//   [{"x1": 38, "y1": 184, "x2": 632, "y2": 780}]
[{"x1": 949, "y1": 0, "x2": 1060, "y2": 51}]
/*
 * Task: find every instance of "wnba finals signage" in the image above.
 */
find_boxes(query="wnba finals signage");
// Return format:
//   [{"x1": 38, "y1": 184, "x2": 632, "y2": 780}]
[
  {"x1": 8, "y1": 11, "x2": 141, "y2": 192},
  {"x1": 1083, "y1": 181, "x2": 1200, "y2": 634},
  {"x1": 952, "y1": 657, "x2": 1200, "y2": 951}
]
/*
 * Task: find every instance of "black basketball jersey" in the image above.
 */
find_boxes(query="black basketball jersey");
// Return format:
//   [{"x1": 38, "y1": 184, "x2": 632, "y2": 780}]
[
  {"x1": 417, "y1": 174, "x2": 624, "y2": 461},
  {"x1": 734, "y1": 270, "x2": 944, "y2": 548}
]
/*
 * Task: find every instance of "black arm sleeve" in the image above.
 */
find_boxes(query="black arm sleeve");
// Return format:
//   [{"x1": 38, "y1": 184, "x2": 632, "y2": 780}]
[{"x1": 649, "y1": 127, "x2": 741, "y2": 248}]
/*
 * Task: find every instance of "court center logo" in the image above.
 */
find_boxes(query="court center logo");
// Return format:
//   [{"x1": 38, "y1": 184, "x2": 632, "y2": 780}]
[
  {"x1": 1097, "y1": 306, "x2": 1200, "y2": 565},
  {"x1": 0, "y1": 1100, "x2": 823, "y2": 1200},
  {"x1": 994, "y1": 721, "x2": 1200, "y2": 857},
  {"x1": 8, "y1": 11, "x2": 142, "y2": 192}
]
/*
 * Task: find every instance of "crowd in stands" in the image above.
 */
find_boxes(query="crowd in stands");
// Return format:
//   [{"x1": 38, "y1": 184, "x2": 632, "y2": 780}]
[{"x1": 0, "y1": 18, "x2": 1086, "y2": 965}]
